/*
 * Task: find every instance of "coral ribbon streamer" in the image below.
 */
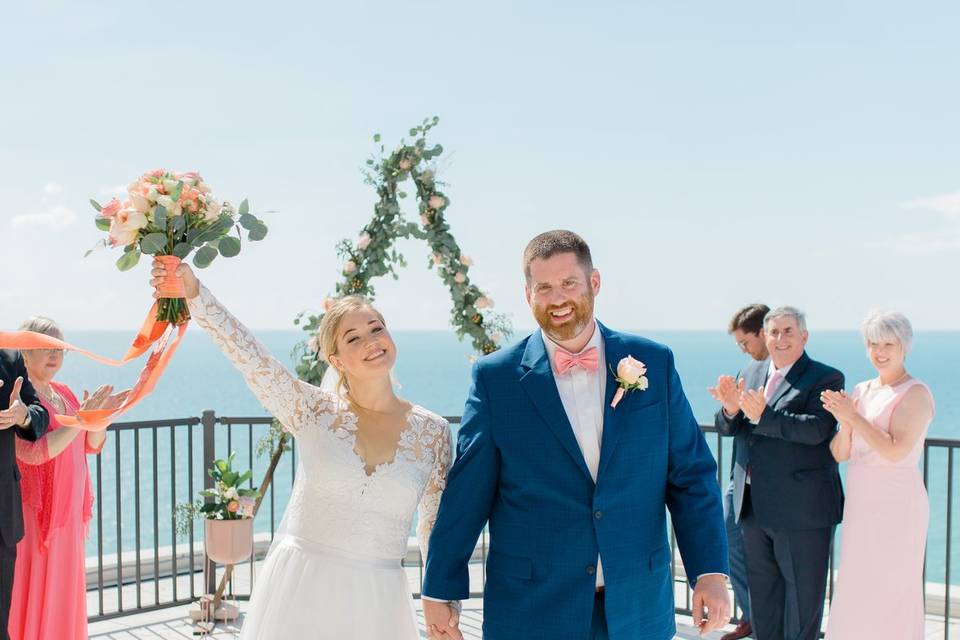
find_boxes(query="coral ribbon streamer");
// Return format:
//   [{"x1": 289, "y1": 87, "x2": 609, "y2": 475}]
[{"x1": 0, "y1": 304, "x2": 187, "y2": 432}]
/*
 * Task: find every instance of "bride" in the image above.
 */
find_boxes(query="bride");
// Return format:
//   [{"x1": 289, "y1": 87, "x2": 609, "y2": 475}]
[{"x1": 150, "y1": 259, "x2": 456, "y2": 639}]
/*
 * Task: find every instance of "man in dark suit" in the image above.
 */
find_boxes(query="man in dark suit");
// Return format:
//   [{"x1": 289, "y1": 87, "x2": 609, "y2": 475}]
[
  {"x1": 0, "y1": 350, "x2": 48, "y2": 640},
  {"x1": 713, "y1": 307, "x2": 843, "y2": 640},
  {"x1": 709, "y1": 303, "x2": 769, "y2": 640}
]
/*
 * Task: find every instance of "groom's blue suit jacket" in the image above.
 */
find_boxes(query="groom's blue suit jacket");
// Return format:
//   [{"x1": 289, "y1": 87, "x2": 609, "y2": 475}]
[{"x1": 423, "y1": 323, "x2": 728, "y2": 640}]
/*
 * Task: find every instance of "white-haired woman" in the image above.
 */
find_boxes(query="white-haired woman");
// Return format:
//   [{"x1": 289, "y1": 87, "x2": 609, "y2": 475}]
[
  {"x1": 149, "y1": 260, "x2": 454, "y2": 640},
  {"x1": 822, "y1": 311, "x2": 934, "y2": 640}
]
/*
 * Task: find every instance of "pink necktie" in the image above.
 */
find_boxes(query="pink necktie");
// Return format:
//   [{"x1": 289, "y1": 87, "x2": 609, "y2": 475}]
[
  {"x1": 553, "y1": 346, "x2": 599, "y2": 375},
  {"x1": 764, "y1": 370, "x2": 784, "y2": 404}
]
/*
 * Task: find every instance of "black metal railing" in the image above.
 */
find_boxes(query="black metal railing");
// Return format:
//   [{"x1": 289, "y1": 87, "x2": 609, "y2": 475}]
[{"x1": 86, "y1": 414, "x2": 959, "y2": 637}]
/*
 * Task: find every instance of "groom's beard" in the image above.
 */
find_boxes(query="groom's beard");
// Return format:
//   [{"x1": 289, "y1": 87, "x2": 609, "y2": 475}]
[{"x1": 533, "y1": 291, "x2": 595, "y2": 343}]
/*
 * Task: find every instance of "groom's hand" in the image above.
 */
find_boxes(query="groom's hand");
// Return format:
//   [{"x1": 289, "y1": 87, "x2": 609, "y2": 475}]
[
  {"x1": 422, "y1": 599, "x2": 462, "y2": 640},
  {"x1": 691, "y1": 574, "x2": 731, "y2": 635}
]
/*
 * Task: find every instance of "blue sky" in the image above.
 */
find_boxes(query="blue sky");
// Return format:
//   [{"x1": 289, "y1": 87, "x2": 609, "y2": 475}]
[{"x1": 2, "y1": 1, "x2": 958, "y2": 332}]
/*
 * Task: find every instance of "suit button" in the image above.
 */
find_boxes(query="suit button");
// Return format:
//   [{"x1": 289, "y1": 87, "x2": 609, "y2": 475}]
[
  {"x1": 586, "y1": 565, "x2": 596, "y2": 576},
  {"x1": 594, "y1": 510, "x2": 603, "y2": 520}
]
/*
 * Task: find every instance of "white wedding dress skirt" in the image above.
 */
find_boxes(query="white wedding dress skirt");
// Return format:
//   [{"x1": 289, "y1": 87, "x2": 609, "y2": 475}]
[
  {"x1": 186, "y1": 287, "x2": 452, "y2": 640},
  {"x1": 238, "y1": 536, "x2": 419, "y2": 640}
]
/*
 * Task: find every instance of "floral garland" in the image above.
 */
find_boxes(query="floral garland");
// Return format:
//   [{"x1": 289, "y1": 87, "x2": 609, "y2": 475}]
[{"x1": 292, "y1": 116, "x2": 512, "y2": 387}]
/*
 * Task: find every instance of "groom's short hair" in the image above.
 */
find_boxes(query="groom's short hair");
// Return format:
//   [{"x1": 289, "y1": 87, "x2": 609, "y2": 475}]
[{"x1": 523, "y1": 230, "x2": 593, "y2": 283}]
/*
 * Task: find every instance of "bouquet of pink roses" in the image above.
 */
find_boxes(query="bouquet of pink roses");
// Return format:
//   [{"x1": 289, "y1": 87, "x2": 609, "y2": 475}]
[{"x1": 89, "y1": 170, "x2": 268, "y2": 325}]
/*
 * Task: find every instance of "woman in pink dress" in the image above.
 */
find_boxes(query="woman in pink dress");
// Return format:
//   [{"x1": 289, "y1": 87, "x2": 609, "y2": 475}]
[
  {"x1": 822, "y1": 310, "x2": 935, "y2": 640},
  {"x1": 8, "y1": 317, "x2": 128, "y2": 640}
]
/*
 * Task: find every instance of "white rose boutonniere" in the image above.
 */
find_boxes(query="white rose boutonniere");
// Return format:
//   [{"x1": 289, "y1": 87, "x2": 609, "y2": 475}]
[{"x1": 611, "y1": 356, "x2": 649, "y2": 409}]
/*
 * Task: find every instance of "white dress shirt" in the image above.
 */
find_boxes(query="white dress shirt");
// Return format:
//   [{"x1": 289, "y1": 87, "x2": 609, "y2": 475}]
[{"x1": 541, "y1": 322, "x2": 607, "y2": 588}]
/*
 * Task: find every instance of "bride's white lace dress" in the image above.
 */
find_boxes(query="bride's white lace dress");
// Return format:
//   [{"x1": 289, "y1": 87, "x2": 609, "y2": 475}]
[{"x1": 187, "y1": 287, "x2": 452, "y2": 639}]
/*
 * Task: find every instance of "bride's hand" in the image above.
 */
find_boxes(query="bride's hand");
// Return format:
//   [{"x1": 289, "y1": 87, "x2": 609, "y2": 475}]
[{"x1": 150, "y1": 258, "x2": 201, "y2": 300}]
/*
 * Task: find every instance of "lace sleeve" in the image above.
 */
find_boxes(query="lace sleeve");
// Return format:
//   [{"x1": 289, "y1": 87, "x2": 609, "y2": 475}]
[
  {"x1": 416, "y1": 417, "x2": 453, "y2": 562},
  {"x1": 15, "y1": 436, "x2": 52, "y2": 465},
  {"x1": 186, "y1": 286, "x2": 336, "y2": 435}
]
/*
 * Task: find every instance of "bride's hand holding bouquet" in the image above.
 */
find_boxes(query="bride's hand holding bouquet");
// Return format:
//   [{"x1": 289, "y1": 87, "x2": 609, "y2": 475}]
[{"x1": 90, "y1": 169, "x2": 268, "y2": 325}]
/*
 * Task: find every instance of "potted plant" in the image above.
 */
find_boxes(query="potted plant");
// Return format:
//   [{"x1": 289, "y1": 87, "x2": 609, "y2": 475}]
[{"x1": 176, "y1": 452, "x2": 260, "y2": 565}]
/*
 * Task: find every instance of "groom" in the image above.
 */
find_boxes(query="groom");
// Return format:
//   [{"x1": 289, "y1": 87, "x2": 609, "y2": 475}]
[{"x1": 423, "y1": 231, "x2": 730, "y2": 639}]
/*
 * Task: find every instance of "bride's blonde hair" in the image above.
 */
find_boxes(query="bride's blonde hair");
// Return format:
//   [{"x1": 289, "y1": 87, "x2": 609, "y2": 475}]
[{"x1": 318, "y1": 295, "x2": 386, "y2": 398}]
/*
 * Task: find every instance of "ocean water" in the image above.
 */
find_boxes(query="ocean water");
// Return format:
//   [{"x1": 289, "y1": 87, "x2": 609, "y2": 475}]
[{"x1": 47, "y1": 327, "x2": 960, "y2": 582}]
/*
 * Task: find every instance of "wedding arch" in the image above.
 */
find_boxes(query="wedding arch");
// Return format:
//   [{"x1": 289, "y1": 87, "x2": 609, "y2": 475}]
[
  {"x1": 211, "y1": 118, "x2": 511, "y2": 610},
  {"x1": 292, "y1": 116, "x2": 511, "y2": 386}
]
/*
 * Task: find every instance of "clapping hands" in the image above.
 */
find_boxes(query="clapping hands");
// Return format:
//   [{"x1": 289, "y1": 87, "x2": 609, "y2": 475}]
[
  {"x1": 709, "y1": 375, "x2": 767, "y2": 422},
  {"x1": 708, "y1": 375, "x2": 743, "y2": 416},
  {"x1": 821, "y1": 389, "x2": 856, "y2": 423},
  {"x1": 80, "y1": 385, "x2": 131, "y2": 413}
]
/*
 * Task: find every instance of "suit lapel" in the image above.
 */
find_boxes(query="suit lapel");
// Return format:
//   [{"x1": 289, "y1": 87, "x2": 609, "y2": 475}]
[
  {"x1": 519, "y1": 332, "x2": 594, "y2": 483},
  {"x1": 598, "y1": 324, "x2": 628, "y2": 478},
  {"x1": 769, "y1": 352, "x2": 811, "y2": 407}
]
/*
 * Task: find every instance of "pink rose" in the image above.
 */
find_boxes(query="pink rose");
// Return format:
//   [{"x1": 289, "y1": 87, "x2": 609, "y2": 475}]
[
  {"x1": 108, "y1": 207, "x2": 148, "y2": 247},
  {"x1": 203, "y1": 199, "x2": 221, "y2": 222},
  {"x1": 344, "y1": 260, "x2": 357, "y2": 275},
  {"x1": 130, "y1": 192, "x2": 151, "y2": 214},
  {"x1": 616, "y1": 356, "x2": 647, "y2": 385},
  {"x1": 454, "y1": 272, "x2": 466, "y2": 284},
  {"x1": 459, "y1": 254, "x2": 473, "y2": 267},
  {"x1": 428, "y1": 195, "x2": 445, "y2": 210},
  {"x1": 490, "y1": 332, "x2": 503, "y2": 345},
  {"x1": 432, "y1": 253, "x2": 443, "y2": 265},
  {"x1": 476, "y1": 296, "x2": 493, "y2": 310},
  {"x1": 357, "y1": 233, "x2": 371, "y2": 250},
  {"x1": 100, "y1": 198, "x2": 122, "y2": 218},
  {"x1": 323, "y1": 297, "x2": 335, "y2": 312},
  {"x1": 420, "y1": 214, "x2": 430, "y2": 226},
  {"x1": 226, "y1": 500, "x2": 240, "y2": 514},
  {"x1": 399, "y1": 158, "x2": 413, "y2": 170}
]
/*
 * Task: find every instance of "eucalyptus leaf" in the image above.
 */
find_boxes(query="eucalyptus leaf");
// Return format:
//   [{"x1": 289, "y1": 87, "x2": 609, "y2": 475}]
[
  {"x1": 154, "y1": 204, "x2": 167, "y2": 232},
  {"x1": 89, "y1": 199, "x2": 102, "y2": 212},
  {"x1": 247, "y1": 223, "x2": 268, "y2": 241},
  {"x1": 116, "y1": 249, "x2": 141, "y2": 272},
  {"x1": 218, "y1": 236, "x2": 241, "y2": 257},
  {"x1": 193, "y1": 245, "x2": 218, "y2": 269},
  {"x1": 171, "y1": 215, "x2": 186, "y2": 235},
  {"x1": 238, "y1": 199, "x2": 249, "y2": 216},
  {"x1": 238, "y1": 213, "x2": 258, "y2": 230},
  {"x1": 140, "y1": 232, "x2": 168, "y2": 255},
  {"x1": 168, "y1": 181, "x2": 183, "y2": 203},
  {"x1": 172, "y1": 242, "x2": 193, "y2": 259}
]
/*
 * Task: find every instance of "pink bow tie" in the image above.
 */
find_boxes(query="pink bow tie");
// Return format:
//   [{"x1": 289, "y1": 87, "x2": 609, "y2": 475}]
[{"x1": 553, "y1": 346, "x2": 599, "y2": 375}]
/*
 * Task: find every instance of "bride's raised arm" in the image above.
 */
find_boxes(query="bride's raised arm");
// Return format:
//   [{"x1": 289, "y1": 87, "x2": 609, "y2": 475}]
[
  {"x1": 186, "y1": 285, "x2": 338, "y2": 435},
  {"x1": 151, "y1": 259, "x2": 335, "y2": 435}
]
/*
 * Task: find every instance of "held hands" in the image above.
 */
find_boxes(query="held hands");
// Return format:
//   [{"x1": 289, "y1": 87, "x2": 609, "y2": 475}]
[
  {"x1": 422, "y1": 599, "x2": 462, "y2": 640},
  {"x1": 150, "y1": 258, "x2": 201, "y2": 300},
  {"x1": 80, "y1": 385, "x2": 131, "y2": 413},
  {"x1": 821, "y1": 389, "x2": 857, "y2": 423},
  {"x1": 691, "y1": 574, "x2": 731, "y2": 636},
  {"x1": 708, "y1": 375, "x2": 744, "y2": 416},
  {"x1": 0, "y1": 377, "x2": 29, "y2": 429}
]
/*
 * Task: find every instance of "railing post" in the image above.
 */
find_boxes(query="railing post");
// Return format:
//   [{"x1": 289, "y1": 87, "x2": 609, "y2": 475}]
[{"x1": 202, "y1": 410, "x2": 217, "y2": 595}]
